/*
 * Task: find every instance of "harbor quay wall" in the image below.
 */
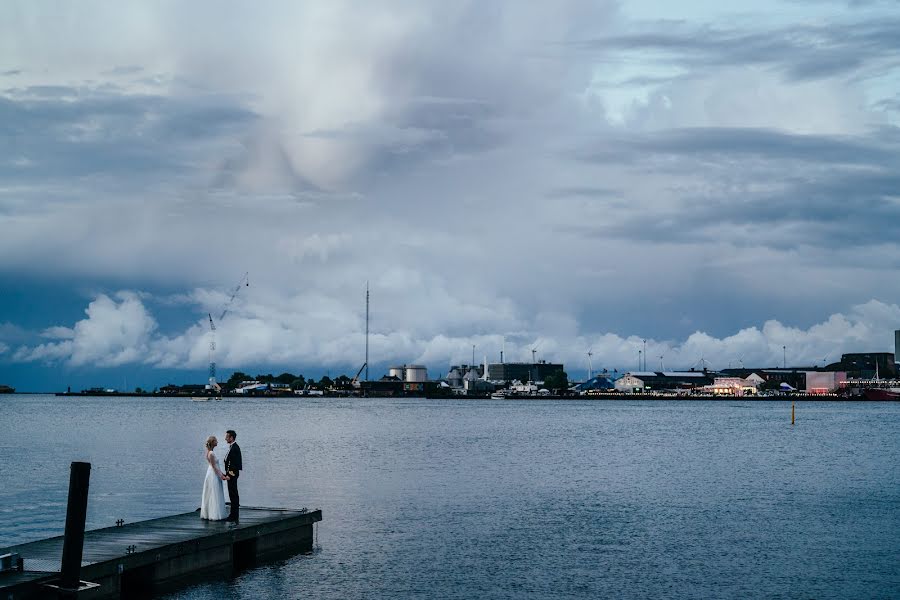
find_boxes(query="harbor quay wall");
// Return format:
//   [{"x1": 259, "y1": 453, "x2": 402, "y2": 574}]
[{"x1": 46, "y1": 391, "x2": 874, "y2": 400}]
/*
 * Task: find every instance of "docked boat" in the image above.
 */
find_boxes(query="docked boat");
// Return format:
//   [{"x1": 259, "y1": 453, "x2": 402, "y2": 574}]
[{"x1": 863, "y1": 388, "x2": 900, "y2": 401}]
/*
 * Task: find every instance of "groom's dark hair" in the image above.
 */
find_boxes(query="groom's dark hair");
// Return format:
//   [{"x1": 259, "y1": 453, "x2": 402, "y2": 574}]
[{"x1": 227, "y1": 430, "x2": 237, "y2": 439}]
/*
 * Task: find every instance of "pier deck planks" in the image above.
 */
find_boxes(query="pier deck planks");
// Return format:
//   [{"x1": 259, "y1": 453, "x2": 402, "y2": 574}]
[{"x1": 0, "y1": 506, "x2": 322, "y2": 599}]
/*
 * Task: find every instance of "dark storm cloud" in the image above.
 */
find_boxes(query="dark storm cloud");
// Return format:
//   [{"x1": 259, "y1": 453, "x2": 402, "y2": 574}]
[
  {"x1": 786, "y1": 0, "x2": 900, "y2": 7},
  {"x1": 396, "y1": 97, "x2": 505, "y2": 153},
  {"x1": 0, "y1": 85, "x2": 258, "y2": 183},
  {"x1": 546, "y1": 186, "x2": 622, "y2": 199},
  {"x1": 632, "y1": 127, "x2": 895, "y2": 164},
  {"x1": 102, "y1": 65, "x2": 144, "y2": 76},
  {"x1": 664, "y1": 169, "x2": 900, "y2": 250},
  {"x1": 574, "y1": 127, "x2": 896, "y2": 169},
  {"x1": 354, "y1": 99, "x2": 508, "y2": 176},
  {"x1": 212, "y1": 136, "x2": 322, "y2": 194},
  {"x1": 577, "y1": 17, "x2": 900, "y2": 81},
  {"x1": 874, "y1": 96, "x2": 900, "y2": 112},
  {"x1": 569, "y1": 125, "x2": 900, "y2": 249}
]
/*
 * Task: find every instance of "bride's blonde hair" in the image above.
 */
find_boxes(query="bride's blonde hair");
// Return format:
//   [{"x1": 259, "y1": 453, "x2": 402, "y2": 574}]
[{"x1": 205, "y1": 435, "x2": 217, "y2": 450}]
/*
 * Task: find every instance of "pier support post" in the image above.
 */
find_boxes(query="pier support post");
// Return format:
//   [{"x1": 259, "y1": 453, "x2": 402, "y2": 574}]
[{"x1": 60, "y1": 462, "x2": 91, "y2": 592}]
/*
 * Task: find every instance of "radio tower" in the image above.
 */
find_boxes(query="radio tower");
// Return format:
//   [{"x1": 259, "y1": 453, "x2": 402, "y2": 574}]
[{"x1": 365, "y1": 281, "x2": 369, "y2": 381}]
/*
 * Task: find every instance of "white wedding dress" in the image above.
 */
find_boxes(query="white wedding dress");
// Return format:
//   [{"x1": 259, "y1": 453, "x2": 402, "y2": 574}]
[{"x1": 200, "y1": 451, "x2": 228, "y2": 520}]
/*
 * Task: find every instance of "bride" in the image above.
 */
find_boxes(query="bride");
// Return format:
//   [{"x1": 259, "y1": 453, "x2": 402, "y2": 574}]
[{"x1": 200, "y1": 435, "x2": 229, "y2": 520}]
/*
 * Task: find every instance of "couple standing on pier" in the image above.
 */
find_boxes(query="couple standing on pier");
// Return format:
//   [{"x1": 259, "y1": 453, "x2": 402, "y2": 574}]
[{"x1": 200, "y1": 430, "x2": 242, "y2": 522}]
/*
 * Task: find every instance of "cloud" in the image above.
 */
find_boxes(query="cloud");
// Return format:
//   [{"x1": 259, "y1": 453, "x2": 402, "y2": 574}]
[
  {"x1": 577, "y1": 17, "x2": 900, "y2": 82},
  {"x1": 14, "y1": 292, "x2": 158, "y2": 367},
  {"x1": 0, "y1": 84, "x2": 257, "y2": 186},
  {"x1": 2, "y1": 2, "x2": 900, "y2": 389},
  {"x1": 9, "y1": 291, "x2": 899, "y2": 377},
  {"x1": 0, "y1": 322, "x2": 30, "y2": 344},
  {"x1": 41, "y1": 326, "x2": 75, "y2": 339}
]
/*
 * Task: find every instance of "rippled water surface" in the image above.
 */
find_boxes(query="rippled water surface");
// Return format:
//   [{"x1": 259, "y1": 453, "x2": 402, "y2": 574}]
[{"x1": 1, "y1": 395, "x2": 898, "y2": 599}]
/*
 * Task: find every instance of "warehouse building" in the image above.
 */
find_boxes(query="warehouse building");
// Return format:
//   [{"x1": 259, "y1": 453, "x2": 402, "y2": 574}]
[
  {"x1": 615, "y1": 371, "x2": 714, "y2": 393},
  {"x1": 486, "y1": 361, "x2": 563, "y2": 383}
]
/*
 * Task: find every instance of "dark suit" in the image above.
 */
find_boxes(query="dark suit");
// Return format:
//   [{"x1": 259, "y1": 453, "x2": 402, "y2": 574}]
[{"x1": 224, "y1": 442, "x2": 242, "y2": 520}]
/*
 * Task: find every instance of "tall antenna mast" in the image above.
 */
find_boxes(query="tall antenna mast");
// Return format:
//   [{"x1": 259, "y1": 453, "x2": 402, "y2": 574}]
[{"x1": 365, "y1": 281, "x2": 369, "y2": 381}]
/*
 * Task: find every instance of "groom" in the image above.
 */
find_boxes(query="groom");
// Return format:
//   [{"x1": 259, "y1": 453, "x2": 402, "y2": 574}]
[{"x1": 224, "y1": 429, "x2": 242, "y2": 522}]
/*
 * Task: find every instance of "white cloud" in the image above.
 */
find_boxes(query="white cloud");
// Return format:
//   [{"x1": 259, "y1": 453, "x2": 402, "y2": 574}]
[
  {"x1": 10, "y1": 292, "x2": 899, "y2": 378},
  {"x1": 41, "y1": 326, "x2": 75, "y2": 340},
  {"x1": 15, "y1": 292, "x2": 158, "y2": 367},
  {"x1": 621, "y1": 67, "x2": 874, "y2": 135}
]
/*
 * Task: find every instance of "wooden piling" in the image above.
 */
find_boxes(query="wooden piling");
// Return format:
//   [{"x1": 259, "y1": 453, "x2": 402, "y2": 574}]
[{"x1": 59, "y1": 462, "x2": 91, "y2": 592}]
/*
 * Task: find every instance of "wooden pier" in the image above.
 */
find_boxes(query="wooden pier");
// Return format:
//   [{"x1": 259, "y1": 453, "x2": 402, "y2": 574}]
[{"x1": 0, "y1": 506, "x2": 322, "y2": 599}]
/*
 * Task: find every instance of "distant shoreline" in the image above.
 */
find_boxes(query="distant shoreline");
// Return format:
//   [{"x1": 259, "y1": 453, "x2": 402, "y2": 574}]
[{"x1": 0, "y1": 391, "x2": 881, "y2": 401}]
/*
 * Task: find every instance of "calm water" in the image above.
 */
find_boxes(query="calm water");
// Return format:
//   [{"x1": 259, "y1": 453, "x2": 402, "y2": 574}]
[{"x1": 1, "y1": 395, "x2": 898, "y2": 599}]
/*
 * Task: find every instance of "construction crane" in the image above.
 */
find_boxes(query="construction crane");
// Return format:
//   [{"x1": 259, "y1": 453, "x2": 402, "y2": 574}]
[
  {"x1": 207, "y1": 272, "x2": 250, "y2": 392},
  {"x1": 351, "y1": 362, "x2": 367, "y2": 389},
  {"x1": 207, "y1": 313, "x2": 218, "y2": 391},
  {"x1": 586, "y1": 348, "x2": 593, "y2": 380}
]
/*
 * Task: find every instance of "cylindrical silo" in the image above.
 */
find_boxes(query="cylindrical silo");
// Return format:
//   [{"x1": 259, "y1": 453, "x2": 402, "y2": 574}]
[{"x1": 405, "y1": 365, "x2": 427, "y2": 382}]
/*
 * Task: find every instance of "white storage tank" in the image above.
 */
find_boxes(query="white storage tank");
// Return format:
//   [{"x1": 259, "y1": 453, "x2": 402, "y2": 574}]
[
  {"x1": 388, "y1": 366, "x2": 405, "y2": 379},
  {"x1": 405, "y1": 365, "x2": 427, "y2": 382}
]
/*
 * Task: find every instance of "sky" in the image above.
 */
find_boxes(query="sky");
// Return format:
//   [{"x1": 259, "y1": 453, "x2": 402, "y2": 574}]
[{"x1": 2, "y1": 1, "x2": 900, "y2": 392}]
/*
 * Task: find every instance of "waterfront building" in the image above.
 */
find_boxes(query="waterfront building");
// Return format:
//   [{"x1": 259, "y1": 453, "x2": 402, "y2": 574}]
[
  {"x1": 895, "y1": 329, "x2": 900, "y2": 366},
  {"x1": 704, "y1": 377, "x2": 759, "y2": 396},
  {"x1": 615, "y1": 371, "x2": 714, "y2": 393},
  {"x1": 805, "y1": 371, "x2": 847, "y2": 394},
  {"x1": 446, "y1": 364, "x2": 482, "y2": 389},
  {"x1": 160, "y1": 383, "x2": 207, "y2": 395},
  {"x1": 615, "y1": 373, "x2": 646, "y2": 393},
  {"x1": 745, "y1": 372, "x2": 766, "y2": 387},
  {"x1": 235, "y1": 382, "x2": 268, "y2": 394},
  {"x1": 446, "y1": 367, "x2": 464, "y2": 389},
  {"x1": 825, "y1": 353, "x2": 897, "y2": 379},
  {"x1": 486, "y1": 361, "x2": 563, "y2": 383},
  {"x1": 573, "y1": 375, "x2": 616, "y2": 393},
  {"x1": 751, "y1": 369, "x2": 807, "y2": 391},
  {"x1": 463, "y1": 368, "x2": 494, "y2": 394}
]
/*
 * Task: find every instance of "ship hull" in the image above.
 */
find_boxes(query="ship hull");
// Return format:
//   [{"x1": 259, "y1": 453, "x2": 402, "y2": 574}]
[{"x1": 863, "y1": 388, "x2": 900, "y2": 401}]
